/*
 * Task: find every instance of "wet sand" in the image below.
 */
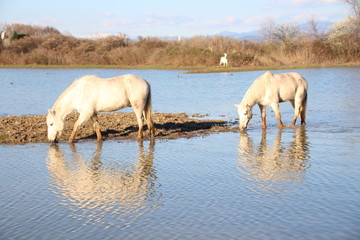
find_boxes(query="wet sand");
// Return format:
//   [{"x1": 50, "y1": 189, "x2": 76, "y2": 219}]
[{"x1": 0, "y1": 112, "x2": 236, "y2": 144}]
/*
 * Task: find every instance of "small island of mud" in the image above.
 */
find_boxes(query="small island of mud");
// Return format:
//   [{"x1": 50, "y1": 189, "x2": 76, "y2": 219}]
[{"x1": 0, "y1": 112, "x2": 236, "y2": 144}]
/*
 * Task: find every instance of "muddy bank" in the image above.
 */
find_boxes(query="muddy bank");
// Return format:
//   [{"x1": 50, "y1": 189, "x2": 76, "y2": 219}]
[{"x1": 0, "y1": 112, "x2": 236, "y2": 144}]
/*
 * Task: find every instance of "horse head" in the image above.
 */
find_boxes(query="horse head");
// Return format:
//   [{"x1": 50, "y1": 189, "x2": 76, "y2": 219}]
[
  {"x1": 235, "y1": 104, "x2": 252, "y2": 130},
  {"x1": 46, "y1": 109, "x2": 64, "y2": 142}
]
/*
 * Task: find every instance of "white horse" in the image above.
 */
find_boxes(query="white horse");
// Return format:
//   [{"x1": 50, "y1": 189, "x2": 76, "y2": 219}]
[
  {"x1": 235, "y1": 71, "x2": 308, "y2": 130},
  {"x1": 219, "y1": 53, "x2": 228, "y2": 66},
  {"x1": 46, "y1": 74, "x2": 154, "y2": 143},
  {"x1": 1, "y1": 31, "x2": 6, "y2": 40}
]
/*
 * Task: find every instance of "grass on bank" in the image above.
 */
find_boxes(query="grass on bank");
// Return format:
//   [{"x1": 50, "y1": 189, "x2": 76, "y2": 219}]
[{"x1": 0, "y1": 63, "x2": 359, "y2": 73}]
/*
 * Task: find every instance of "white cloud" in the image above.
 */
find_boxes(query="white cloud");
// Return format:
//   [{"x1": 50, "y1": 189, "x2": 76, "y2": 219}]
[
  {"x1": 226, "y1": 17, "x2": 240, "y2": 24},
  {"x1": 103, "y1": 18, "x2": 134, "y2": 28},
  {"x1": 293, "y1": 0, "x2": 339, "y2": 6},
  {"x1": 293, "y1": 0, "x2": 312, "y2": 4},
  {"x1": 45, "y1": 17, "x2": 59, "y2": 24},
  {"x1": 263, "y1": 1, "x2": 281, "y2": 10},
  {"x1": 88, "y1": 33, "x2": 112, "y2": 39},
  {"x1": 98, "y1": 14, "x2": 195, "y2": 37},
  {"x1": 243, "y1": 15, "x2": 265, "y2": 25},
  {"x1": 144, "y1": 14, "x2": 193, "y2": 25}
]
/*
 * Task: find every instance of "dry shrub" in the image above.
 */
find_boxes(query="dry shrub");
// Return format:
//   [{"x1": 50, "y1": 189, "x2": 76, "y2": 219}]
[
  {"x1": 3, "y1": 23, "x2": 60, "y2": 36},
  {"x1": 96, "y1": 35, "x2": 129, "y2": 51},
  {"x1": 7, "y1": 36, "x2": 38, "y2": 54},
  {"x1": 135, "y1": 37, "x2": 168, "y2": 49},
  {"x1": 106, "y1": 47, "x2": 146, "y2": 65},
  {"x1": 42, "y1": 34, "x2": 78, "y2": 51},
  {"x1": 0, "y1": 23, "x2": 359, "y2": 66},
  {"x1": 155, "y1": 45, "x2": 217, "y2": 66},
  {"x1": 75, "y1": 40, "x2": 96, "y2": 53}
]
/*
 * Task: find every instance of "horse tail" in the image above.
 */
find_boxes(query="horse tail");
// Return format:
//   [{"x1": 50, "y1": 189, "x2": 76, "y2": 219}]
[
  {"x1": 143, "y1": 86, "x2": 154, "y2": 137},
  {"x1": 300, "y1": 89, "x2": 308, "y2": 124}
]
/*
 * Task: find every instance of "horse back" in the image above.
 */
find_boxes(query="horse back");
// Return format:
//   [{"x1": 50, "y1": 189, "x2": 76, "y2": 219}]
[
  {"x1": 269, "y1": 72, "x2": 307, "y2": 102},
  {"x1": 88, "y1": 74, "x2": 150, "y2": 112}
]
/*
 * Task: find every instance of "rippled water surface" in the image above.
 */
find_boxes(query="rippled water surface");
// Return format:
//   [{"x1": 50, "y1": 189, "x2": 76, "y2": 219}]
[{"x1": 1, "y1": 67, "x2": 360, "y2": 239}]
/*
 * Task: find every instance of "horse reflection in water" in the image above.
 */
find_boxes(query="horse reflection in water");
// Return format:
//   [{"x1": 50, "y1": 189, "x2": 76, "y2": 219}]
[
  {"x1": 237, "y1": 127, "x2": 310, "y2": 195},
  {"x1": 46, "y1": 140, "x2": 160, "y2": 229}
]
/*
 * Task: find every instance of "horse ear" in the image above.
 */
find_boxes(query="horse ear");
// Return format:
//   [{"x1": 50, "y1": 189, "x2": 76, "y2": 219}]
[
  {"x1": 264, "y1": 71, "x2": 273, "y2": 78},
  {"x1": 48, "y1": 109, "x2": 56, "y2": 115}
]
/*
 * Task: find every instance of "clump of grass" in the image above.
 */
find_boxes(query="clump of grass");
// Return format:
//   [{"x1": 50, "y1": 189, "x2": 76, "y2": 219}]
[{"x1": 0, "y1": 135, "x2": 9, "y2": 140}]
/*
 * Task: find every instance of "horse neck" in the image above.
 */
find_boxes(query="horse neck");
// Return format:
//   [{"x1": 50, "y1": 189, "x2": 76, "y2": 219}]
[
  {"x1": 241, "y1": 86, "x2": 259, "y2": 108},
  {"x1": 52, "y1": 94, "x2": 74, "y2": 121}
]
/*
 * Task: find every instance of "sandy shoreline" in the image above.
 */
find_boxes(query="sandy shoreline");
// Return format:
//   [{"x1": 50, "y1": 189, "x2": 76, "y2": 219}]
[{"x1": 0, "y1": 112, "x2": 236, "y2": 144}]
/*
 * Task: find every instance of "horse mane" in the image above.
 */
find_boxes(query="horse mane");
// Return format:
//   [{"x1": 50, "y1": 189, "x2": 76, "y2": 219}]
[
  {"x1": 52, "y1": 79, "x2": 80, "y2": 109},
  {"x1": 241, "y1": 71, "x2": 272, "y2": 107},
  {"x1": 52, "y1": 75, "x2": 98, "y2": 109}
]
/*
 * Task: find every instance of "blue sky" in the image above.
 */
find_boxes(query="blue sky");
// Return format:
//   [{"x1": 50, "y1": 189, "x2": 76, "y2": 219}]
[{"x1": 0, "y1": 0, "x2": 349, "y2": 38}]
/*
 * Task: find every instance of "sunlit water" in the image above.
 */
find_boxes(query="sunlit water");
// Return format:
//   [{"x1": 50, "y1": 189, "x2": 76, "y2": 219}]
[{"x1": 1, "y1": 68, "x2": 360, "y2": 239}]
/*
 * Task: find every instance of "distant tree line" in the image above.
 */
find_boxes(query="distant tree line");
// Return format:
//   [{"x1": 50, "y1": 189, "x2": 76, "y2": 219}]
[{"x1": 0, "y1": 0, "x2": 359, "y2": 67}]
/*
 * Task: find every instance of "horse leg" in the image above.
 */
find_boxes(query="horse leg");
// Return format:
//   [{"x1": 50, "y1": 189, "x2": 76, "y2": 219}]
[
  {"x1": 291, "y1": 93, "x2": 306, "y2": 126},
  {"x1": 91, "y1": 113, "x2": 102, "y2": 141},
  {"x1": 133, "y1": 106, "x2": 144, "y2": 139},
  {"x1": 69, "y1": 112, "x2": 91, "y2": 143},
  {"x1": 300, "y1": 102, "x2": 307, "y2": 125},
  {"x1": 258, "y1": 104, "x2": 267, "y2": 129},
  {"x1": 69, "y1": 124, "x2": 79, "y2": 143},
  {"x1": 143, "y1": 93, "x2": 154, "y2": 138},
  {"x1": 271, "y1": 103, "x2": 284, "y2": 128},
  {"x1": 291, "y1": 109, "x2": 300, "y2": 126},
  {"x1": 290, "y1": 100, "x2": 295, "y2": 108},
  {"x1": 291, "y1": 100, "x2": 300, "y2": 126}
]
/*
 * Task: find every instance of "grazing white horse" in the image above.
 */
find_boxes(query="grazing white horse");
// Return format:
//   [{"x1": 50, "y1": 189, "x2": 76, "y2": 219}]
[
  {"x1": 46, "y1": 74, "x2": 154, "y2": 143},
  {"x1": 219, "y1": 53, "x2": 228, "y2": 66},
  {"x1": 235, "y1": 71, "x2": 308, "y2": 130}
]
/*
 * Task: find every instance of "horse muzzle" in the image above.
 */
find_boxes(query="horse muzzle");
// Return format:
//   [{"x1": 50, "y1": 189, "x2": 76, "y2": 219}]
[
  {"x1": 239, "y1": 125, "x2": 248, "y2": 131},
  {"x1": 48, "y1": 137, "x2": 58, "y2": 143},
  {"x1": 48, "y1": 132, "x2": 60, "y2": 143}
]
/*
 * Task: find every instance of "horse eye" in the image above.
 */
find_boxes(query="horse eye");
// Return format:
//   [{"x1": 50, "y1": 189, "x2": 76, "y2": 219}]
[{"x1": 50, "y1": 123, "x2": 53, "y2": 126}]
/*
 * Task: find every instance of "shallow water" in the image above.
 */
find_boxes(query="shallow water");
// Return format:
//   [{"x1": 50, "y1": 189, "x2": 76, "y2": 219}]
[{"x1": 1, "y1": 67, "x2": 360, "y2": 239}]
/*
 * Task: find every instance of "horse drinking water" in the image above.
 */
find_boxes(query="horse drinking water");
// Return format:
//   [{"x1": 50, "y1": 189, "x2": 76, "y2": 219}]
[
  {"x1": 46, "y1": 74, "x2": 154, "y2": 143},
  {"x1": 235, "y1": 71, "x2": 308, "y2": 130}
]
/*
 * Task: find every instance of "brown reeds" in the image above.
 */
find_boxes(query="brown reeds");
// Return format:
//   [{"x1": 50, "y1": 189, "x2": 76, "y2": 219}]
[{"x1": 0, "y1": 23, "x2": 359, "y2": 67}]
